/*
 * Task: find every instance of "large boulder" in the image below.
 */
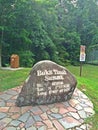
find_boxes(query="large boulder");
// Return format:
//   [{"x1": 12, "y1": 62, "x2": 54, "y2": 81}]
[{"x1": 16, "y1": 60, "x2": 77, "y2": 106}]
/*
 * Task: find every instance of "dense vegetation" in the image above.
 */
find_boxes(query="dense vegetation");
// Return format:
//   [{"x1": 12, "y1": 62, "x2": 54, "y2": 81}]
[{"x1": 0, "y1": 0, "x2": 98, "y2": 67}]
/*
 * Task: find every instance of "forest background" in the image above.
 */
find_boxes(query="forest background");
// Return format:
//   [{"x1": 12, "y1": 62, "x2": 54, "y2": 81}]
[{"x1": 0, "y1": 0, "x2": 98, "y2": 67}]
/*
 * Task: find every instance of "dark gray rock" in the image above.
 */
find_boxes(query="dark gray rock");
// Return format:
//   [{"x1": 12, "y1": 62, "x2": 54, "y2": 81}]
[{"x1": 16, "y1": 60, "x2": 77, "y2": 106}]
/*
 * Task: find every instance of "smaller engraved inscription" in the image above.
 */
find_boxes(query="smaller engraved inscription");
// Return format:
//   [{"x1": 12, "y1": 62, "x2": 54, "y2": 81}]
[{"x1": 16, "y1": 60, "x2": 77, "y2": 106}]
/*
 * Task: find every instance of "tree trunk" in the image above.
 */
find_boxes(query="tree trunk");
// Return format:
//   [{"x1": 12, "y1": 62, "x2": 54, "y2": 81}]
[
  {"x1": 0, "y1": 28, "x2": 3, "y2": 68},
  {"x1": 0, "y1": 45, "x2": 1, "y2": 68}
]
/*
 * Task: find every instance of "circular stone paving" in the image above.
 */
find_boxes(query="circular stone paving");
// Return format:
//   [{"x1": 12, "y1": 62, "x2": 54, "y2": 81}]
[{"x1": 0, "y1": 86, "x2": 95, "y2": 130}]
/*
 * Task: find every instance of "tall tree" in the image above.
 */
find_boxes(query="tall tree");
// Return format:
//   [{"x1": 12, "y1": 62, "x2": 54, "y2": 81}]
[
  {"x1": 0, "y1": 0, "x2": 16, "y2": 67},
  {"x1": 1, "y1": 0, "x2": 98, "y2": 66}
]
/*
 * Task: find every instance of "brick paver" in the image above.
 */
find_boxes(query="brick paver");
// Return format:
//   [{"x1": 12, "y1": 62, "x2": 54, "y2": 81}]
[
  {"x1": 53, "y1": 120, "x2": 65, "y2": 130},
  {"x1": 0, "y1": 87, "x2": 95, "y2": 130}
]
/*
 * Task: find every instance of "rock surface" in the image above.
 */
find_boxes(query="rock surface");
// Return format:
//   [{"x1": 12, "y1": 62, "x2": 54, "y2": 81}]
[{"x1": 16, "y1": 60, "x2": 77, "y2": 106}]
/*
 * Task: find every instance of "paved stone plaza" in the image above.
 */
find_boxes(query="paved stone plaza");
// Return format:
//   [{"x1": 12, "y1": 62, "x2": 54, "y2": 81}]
[{"x1": 0, "y1": 86, "x2": 94, "y2": 130}]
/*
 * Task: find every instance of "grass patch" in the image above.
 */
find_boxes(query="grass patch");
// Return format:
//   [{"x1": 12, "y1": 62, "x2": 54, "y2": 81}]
[
  {"x1": 0, "y1": 68, "x2": 31, "y2": 91},
  {"x1": 0, "y1": 64, "x2": 98, "y2": 129},
  {"x1": 67, "y1": 64, "x2": 98, "y2": 130}
]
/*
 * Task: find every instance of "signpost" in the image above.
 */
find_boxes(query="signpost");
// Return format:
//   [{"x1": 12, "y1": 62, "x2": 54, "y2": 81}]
[{"x1": 80, "y1": 45, "x2": 86, "y2": 76}]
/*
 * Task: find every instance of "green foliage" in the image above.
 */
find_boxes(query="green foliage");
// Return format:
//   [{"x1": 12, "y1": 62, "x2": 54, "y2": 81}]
[
  {"x1": 0, "y1": 0, "x2": 98, "y2": 67},
  {"x1": 87, "y1": 44, "x2": 98, "y2": 65},
  {"x1": 63, "y1": 32, "x2": 81, "y2": 65},
  {"x1": 19, "y1": 51, "x2": 35, "y2": 67}
]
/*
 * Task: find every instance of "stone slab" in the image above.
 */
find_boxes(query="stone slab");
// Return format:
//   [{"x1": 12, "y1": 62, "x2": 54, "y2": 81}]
[{"x1": 16, "y1": 60, "x2": 77, "y2": 106}]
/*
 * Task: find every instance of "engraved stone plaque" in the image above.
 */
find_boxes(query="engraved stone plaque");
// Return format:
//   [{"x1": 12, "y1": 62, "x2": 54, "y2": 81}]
[{"x1": 16, "y1": 60, "x2": 77, "y2": 106}]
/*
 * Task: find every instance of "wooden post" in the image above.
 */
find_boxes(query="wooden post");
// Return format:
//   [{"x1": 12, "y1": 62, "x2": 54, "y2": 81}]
[{"x1": 80, "y1": 62, "x2": 82, "y2": 76}]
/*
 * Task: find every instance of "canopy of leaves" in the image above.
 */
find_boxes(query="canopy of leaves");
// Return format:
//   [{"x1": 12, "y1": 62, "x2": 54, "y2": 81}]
[{"x1": 0, "y1": 0, "x2": 98, "y2": 67}]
